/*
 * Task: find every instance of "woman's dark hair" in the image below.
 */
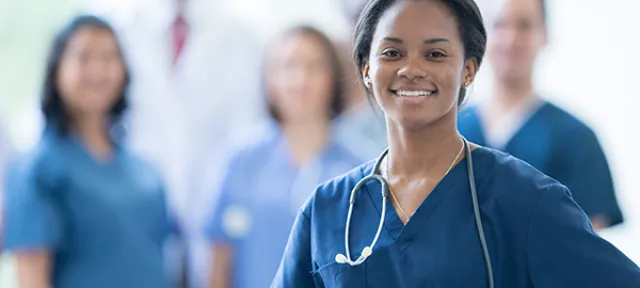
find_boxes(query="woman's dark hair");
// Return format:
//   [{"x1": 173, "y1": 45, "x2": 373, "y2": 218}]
[
  {"x1": 353, "y1": 0, "x2": 487, "y2": 106},
  {"x1": 264, "y1": 25, "x2": 345, "y2": 123},
  {"x1": 42, "y1": 15, "x2": 130, "y2": 135}
]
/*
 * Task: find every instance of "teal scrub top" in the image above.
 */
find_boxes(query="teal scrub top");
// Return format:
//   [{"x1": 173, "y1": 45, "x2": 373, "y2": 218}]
[{"x1": 3, "y1": 127, "x2": 172, "y2": 288}]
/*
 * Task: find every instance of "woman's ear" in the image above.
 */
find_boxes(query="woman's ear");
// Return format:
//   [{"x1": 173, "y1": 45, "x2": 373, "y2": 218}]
[
  {"x1": 462, "y1": 58, "x2": 479, "y2": 87},
  {"x1": 362, "y1": 61, "x2": 372, "y2": 88}
]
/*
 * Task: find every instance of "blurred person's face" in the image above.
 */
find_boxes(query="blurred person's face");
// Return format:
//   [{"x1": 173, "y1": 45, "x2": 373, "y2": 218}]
[
  {"x1": 267, "y1": 33, "x2": 335, "y2": 125},
  {"x1": 57, "y1": 27, "x2": 126, "y2": 119},
  {"x1": 487, "y1": 0, "x2": 546, "y2": 84}
]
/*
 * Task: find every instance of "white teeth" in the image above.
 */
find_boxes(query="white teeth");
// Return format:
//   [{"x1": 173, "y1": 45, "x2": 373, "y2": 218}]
[{"x1": 396, "y1": 90, "x2": 433, "y2": 97}]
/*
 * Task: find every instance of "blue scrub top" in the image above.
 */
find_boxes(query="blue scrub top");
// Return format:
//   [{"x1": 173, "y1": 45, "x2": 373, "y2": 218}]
[
  {"x1": 272, "y1": 147, "x2": 640, "y2": 287},
  {"x1": 458, "y1": 101, "x2": 623, "y2": 226},
  {"x1": 2, "y1": 128, "x2": 172, "y2": 288},
  {"x1": 205, "y1": 128, "x2": 363, "y2": 288}
]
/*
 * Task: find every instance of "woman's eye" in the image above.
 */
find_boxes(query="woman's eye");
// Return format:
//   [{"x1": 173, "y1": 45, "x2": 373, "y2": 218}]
[
  {"x1": 427, "y1": 51, "x2": 446, "y2": 58},
  {"x1": 381, "y1": 50, "x2": 401, "y2": 58}
]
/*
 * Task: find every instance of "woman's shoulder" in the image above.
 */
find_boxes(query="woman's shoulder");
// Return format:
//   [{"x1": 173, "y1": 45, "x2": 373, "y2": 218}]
[
  {"x1": 6, "y1": 134, "x2": 68, "y2": 190},
  {"x1": 474, "y1": 146, "x2": 564, "y2": 193},
  {"x1": 300, "y1": 160, "x2": 375, "y2": 216},
  {"x1": 472, "y1": 146, "x2": 571, "y2": 218}
]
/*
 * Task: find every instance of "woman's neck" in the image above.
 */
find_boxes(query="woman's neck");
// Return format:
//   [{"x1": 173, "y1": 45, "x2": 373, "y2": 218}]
[
  {"x1": 282, "y1": 120, "x2": 330, "y2": 166},
  {"x1": 386, "y1": 111, "x2": 463, "y2": 180},
  {"x1": 72, "y1": 115, "x2": 113, "y2": 161}
]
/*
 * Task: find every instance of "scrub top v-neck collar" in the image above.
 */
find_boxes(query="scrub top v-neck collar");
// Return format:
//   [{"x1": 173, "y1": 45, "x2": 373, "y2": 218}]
[
  {"x1": 271, "y1": 130, "x2": 337, "y2": 170},
  {"x1": 43, "y1": 125, "x2": 123, "y2": 172},
  {"x1": 67, "y1": 134, "x2": 122, "y2": 169},
  {"x1": 471, "y1": 99, "x2": 547, "y2": 150},
  {"x1": 364, "y1": 155, "x2": 469, "y2": 255}
]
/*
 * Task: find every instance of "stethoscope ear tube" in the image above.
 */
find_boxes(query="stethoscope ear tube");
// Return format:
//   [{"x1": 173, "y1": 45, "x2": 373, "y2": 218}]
[{"x1": 464, "y1": 139, "x2": 494, "y2": 288}]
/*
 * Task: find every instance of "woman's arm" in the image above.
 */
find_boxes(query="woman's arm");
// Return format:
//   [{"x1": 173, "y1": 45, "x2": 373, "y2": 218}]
[
  {"x1": 14, "y1": 251, "x2": 53, "y2": 288},
  {"x1": 527, "y1": 185, "x2": 640, "y2": 287},
  {"x1": 552, "y1": 127, "x2": 623, "y2": 231},
  {"x1": 209, "y1": 244, "x2": 232, "y2": 288},
  {"x1": 3, "y1": 156, "x2": 64, "y2": 288}
]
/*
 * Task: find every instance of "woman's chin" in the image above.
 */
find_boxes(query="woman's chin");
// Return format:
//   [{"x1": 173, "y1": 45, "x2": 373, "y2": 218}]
[{"x1": 390, "y1": 111, "x2": 451, "y2": 132}]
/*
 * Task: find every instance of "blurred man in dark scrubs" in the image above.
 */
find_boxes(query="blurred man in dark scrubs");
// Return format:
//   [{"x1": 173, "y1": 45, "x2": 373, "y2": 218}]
[{"x1": 458, "y1": 0, "x2": 623, "y2": 231}]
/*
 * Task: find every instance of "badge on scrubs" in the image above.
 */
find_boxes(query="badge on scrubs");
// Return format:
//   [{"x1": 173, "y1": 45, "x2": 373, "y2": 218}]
[{"x1": 221, "y1": 205, "x2": 253, "y2": 239}]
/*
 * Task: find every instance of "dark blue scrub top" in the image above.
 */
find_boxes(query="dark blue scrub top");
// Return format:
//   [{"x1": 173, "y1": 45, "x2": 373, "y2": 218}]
[
  {"x1": 2, "y1": 128, "x2": 172, "y2": 288},
  {"x1": 458, "y1": 101, "x2": 623, "y2": 226},
  {"x1": 272, "y1": 147, "x2": 640, "y2": 287}
]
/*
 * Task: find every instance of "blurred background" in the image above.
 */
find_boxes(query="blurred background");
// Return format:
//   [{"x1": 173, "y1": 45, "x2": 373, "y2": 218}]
[{"x1": 1, "y1": 0, "x2": 638, "y2": 287}]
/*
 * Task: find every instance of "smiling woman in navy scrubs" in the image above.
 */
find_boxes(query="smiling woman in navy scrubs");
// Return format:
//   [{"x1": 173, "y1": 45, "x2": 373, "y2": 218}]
[
  {"x1": 271, "y1": 0, "x2": 640, "y2": 287},
  {"x1": 2, "y1": 16, "x2": 172, "y2": 288},
  {"x1": 457, "y1": 0, "x2": 623, "y2": 232}
]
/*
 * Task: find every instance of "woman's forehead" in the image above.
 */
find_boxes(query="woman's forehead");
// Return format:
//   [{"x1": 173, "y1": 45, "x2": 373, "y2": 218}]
[{"x1": 373, "y1": 0, "x2": 460, "y2": 42}]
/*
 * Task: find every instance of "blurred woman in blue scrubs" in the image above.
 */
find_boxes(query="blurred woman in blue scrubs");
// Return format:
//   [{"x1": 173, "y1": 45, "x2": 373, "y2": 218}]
[
  {"x1": 2, "y1": 15, "x2": 173, "y2": 288},
  {"x1": 457, "y1": 0, "x2": 623, "y2": 231},
  {"x1": 272, "y1": 0, "x2": 640, "y2": 287},
  {"x1": 205, "y1": 26, "x2": 363, "y2": 288}
]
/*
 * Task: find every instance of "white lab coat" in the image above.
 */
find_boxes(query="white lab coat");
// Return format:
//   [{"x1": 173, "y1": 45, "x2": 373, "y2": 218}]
[{"x1": 109, "y1": 1, "x2": 267, "y2": 286}]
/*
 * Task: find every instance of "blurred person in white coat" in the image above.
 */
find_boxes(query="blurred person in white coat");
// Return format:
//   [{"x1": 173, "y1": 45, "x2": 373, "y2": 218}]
[{"x1": 108, "y1": 0, "x2": 267, "y2": 287}]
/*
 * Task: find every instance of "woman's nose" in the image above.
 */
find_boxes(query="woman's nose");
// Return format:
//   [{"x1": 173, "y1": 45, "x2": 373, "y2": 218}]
[{"x1": 397, "y1": 57, "x2": 427, "y2": 81}]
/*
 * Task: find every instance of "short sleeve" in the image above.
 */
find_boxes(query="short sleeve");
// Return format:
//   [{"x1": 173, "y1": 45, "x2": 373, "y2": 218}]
[
  {"x1": 527, "y1": 185, "x2": 640, "y2": 287},
  {"x1": 203, "y1": 153, "x2": 244, "y2": 244},
  {"x1": 554, "y1": 128, "x2": 623, "y2": 226},
  {"x1": 2, "y1": 157, "x2": 65, "y2": 251},
  {"x1": 271, "y1": 210, "x2": 316, "y2": 288},
  {"x1": 160, "y1": 186, "x2": 181, "y2": 238},
  {"x1": 203, "y1": 181, "x2": 234, "y2": 244}
]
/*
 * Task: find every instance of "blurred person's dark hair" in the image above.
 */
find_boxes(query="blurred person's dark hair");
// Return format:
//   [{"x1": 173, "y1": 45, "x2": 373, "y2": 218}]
[
  {"x1": 352, "y1": 0, "x2": 486, "y2": 106},
  {"x1": 41, "y1": 14, "x2": 130, "y2": 135},
  {"x1": 538, "y1": 0, "x2": 547, "y2": 23},
  {"x1": 263, "y1": 25, "x2": 345, "y2": 123}
]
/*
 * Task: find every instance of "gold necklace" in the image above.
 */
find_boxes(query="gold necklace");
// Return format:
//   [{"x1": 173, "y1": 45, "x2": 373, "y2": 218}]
[{"x1": 384, "y1": 142, "x2": 465, "y2": 221}]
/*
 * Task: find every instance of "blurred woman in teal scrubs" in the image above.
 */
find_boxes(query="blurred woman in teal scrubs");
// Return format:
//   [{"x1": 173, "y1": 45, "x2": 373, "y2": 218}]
[
  {"x1": 457, "y1": 0, "x2": 623, "y2": 231},
  {"x1": 2, "y1": 15, "x2": 174, "y2": 288}
]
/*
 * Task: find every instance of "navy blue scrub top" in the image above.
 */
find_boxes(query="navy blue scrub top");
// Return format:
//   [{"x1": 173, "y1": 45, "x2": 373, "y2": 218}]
[
  {"x1": 2, "y1": 128, "x2": 172, "y2": 288},
  {"x1": 272, "y1": 147, "x2": 640, "y2": 287},
  {"x1": 458, "y1": 101, "x2": 623, "y2": 226}
]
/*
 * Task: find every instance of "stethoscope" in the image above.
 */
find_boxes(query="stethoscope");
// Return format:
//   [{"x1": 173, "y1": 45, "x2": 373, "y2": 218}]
[{"x1": 334, "y1": 137, "x2": 495, "y2": 288}]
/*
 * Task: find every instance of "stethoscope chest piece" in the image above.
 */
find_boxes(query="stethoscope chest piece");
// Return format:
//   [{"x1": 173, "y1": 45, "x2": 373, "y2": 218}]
[{"x1": 334, "y1": 150, "x2": 389, "y2": 266}]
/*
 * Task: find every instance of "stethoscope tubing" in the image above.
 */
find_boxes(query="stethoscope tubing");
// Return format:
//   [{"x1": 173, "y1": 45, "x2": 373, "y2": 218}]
[{"x1": 338, "y1": 137, "x2": 494, "y2": 288}]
